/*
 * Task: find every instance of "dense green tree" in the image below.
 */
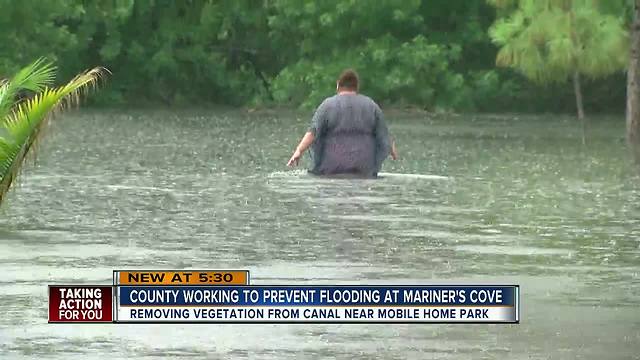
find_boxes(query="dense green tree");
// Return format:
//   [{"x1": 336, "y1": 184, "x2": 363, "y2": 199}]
[
  {"x1": 65, "y1": 0, "x2": 273, "y2": 105},
  {"x1": 0, "y1": 0, "x2": 80, "y2": 76},
  {"x1": 268, "y1": 0, "x2": 474, "y2": 109},
  {"x1": 0, "y1": 0, "x2": 631, "y2": 114}
]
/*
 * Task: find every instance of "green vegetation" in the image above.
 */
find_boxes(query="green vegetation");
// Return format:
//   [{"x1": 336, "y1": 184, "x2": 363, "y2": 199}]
[
  {"x1": 489, "y1": 0, "x2": 627, "y2": 122},
  {"x1": 0, "y1": 0, "x2": 631, "y2": 113},
  {"x1": 0, "y1": 59, "x2": 105, "y2": 205}
]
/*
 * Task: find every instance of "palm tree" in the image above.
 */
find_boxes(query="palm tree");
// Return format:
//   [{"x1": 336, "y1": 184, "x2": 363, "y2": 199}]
[{"x1": 0, "y1": 58, "x2": 107, "y2": 206}]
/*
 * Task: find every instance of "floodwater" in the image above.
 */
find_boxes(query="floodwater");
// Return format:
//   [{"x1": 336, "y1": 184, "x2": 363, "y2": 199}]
[{"x1": 0, "y1": 109, "x2": 639, "y2": 359}]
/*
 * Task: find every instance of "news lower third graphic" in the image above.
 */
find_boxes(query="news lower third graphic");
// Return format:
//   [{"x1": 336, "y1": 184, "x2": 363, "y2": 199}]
[{"x1": 48, "y1": 270, "x2": 519, "y2": 324}]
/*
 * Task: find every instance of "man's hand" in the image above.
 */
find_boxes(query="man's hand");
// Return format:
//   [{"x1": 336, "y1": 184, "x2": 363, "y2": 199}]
[
  {"x1": 287, "y1": 149, "x2": 303, "y2": 167},
  {"x1": 287, "y1": 132, "x2": 315, "y2": 167}
]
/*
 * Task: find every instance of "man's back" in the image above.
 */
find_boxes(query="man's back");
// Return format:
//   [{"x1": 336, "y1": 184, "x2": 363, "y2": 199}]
[
  {"x1": 308, "y1": 93, "x2": 391, "y2": 177},
  {"x1": 286, "y1": 69, "x2": 396, "y2": 174}
]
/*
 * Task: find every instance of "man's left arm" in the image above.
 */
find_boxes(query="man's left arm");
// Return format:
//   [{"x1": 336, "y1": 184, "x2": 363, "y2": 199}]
[{"x1": 390, "y1": 137, "x2": 398, "y2": 160}]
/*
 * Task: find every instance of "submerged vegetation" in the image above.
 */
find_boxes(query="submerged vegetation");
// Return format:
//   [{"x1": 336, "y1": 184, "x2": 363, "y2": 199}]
[{"x1": 0, "y1": 59, "x2": 106, "y2": 206}]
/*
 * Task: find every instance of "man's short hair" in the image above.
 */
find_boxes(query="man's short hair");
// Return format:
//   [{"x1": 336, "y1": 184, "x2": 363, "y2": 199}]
[{"x1": 337, "y1": 69, "x2": 359, "y2": 91}]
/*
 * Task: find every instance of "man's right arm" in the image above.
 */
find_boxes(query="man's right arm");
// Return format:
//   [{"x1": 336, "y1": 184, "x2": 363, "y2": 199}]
[{"x1": 287, "y1": 99, "x2": 328, "y2": 167}]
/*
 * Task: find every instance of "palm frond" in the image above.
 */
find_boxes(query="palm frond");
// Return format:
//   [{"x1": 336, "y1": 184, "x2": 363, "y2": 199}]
[
  {"x1": 0, "y1": 66, "x2": 107, "y2": 206},
  {"x1": 0, "y1": 58, "x2": 56, "y2": 121}
]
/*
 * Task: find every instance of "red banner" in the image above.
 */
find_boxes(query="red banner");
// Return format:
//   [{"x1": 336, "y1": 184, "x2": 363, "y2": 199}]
[{"x1": 49, "y1": 285, "x2": 113, "y2": 323}]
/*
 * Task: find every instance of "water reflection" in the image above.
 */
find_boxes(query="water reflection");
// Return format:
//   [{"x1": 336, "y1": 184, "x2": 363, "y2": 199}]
[{"x1": 0, "y1": 110, "x2": 639, "y2": 359}]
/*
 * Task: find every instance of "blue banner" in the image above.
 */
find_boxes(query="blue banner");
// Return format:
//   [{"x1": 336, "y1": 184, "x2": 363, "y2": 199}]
[{"x1": 118, "y1": 285, "x2": 517, "y2": 306}]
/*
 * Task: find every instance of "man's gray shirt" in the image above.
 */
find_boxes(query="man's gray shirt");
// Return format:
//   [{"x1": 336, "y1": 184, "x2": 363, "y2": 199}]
[{"x1": 308, "y1": 94, "x2": 391, "y2": 177}]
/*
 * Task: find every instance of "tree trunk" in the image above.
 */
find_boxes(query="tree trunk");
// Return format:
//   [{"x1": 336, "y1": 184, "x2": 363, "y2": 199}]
[
  {"x1": 627, "y1": 0, "x2": 640, "y2": 162},
  {"x1": 572, "y1": 70, "x2": 586, "y2": 145}
]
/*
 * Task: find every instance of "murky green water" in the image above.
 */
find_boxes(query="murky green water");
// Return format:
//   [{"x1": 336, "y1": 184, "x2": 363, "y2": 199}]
[{"x1": 0, "y1": 109, "x2": 639, "y2": 359}]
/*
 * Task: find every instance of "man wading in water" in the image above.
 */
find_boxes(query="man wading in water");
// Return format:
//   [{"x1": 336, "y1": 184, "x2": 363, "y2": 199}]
[{"x1": 287, "y1": 69, "x2": 398, "y2": 177}]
